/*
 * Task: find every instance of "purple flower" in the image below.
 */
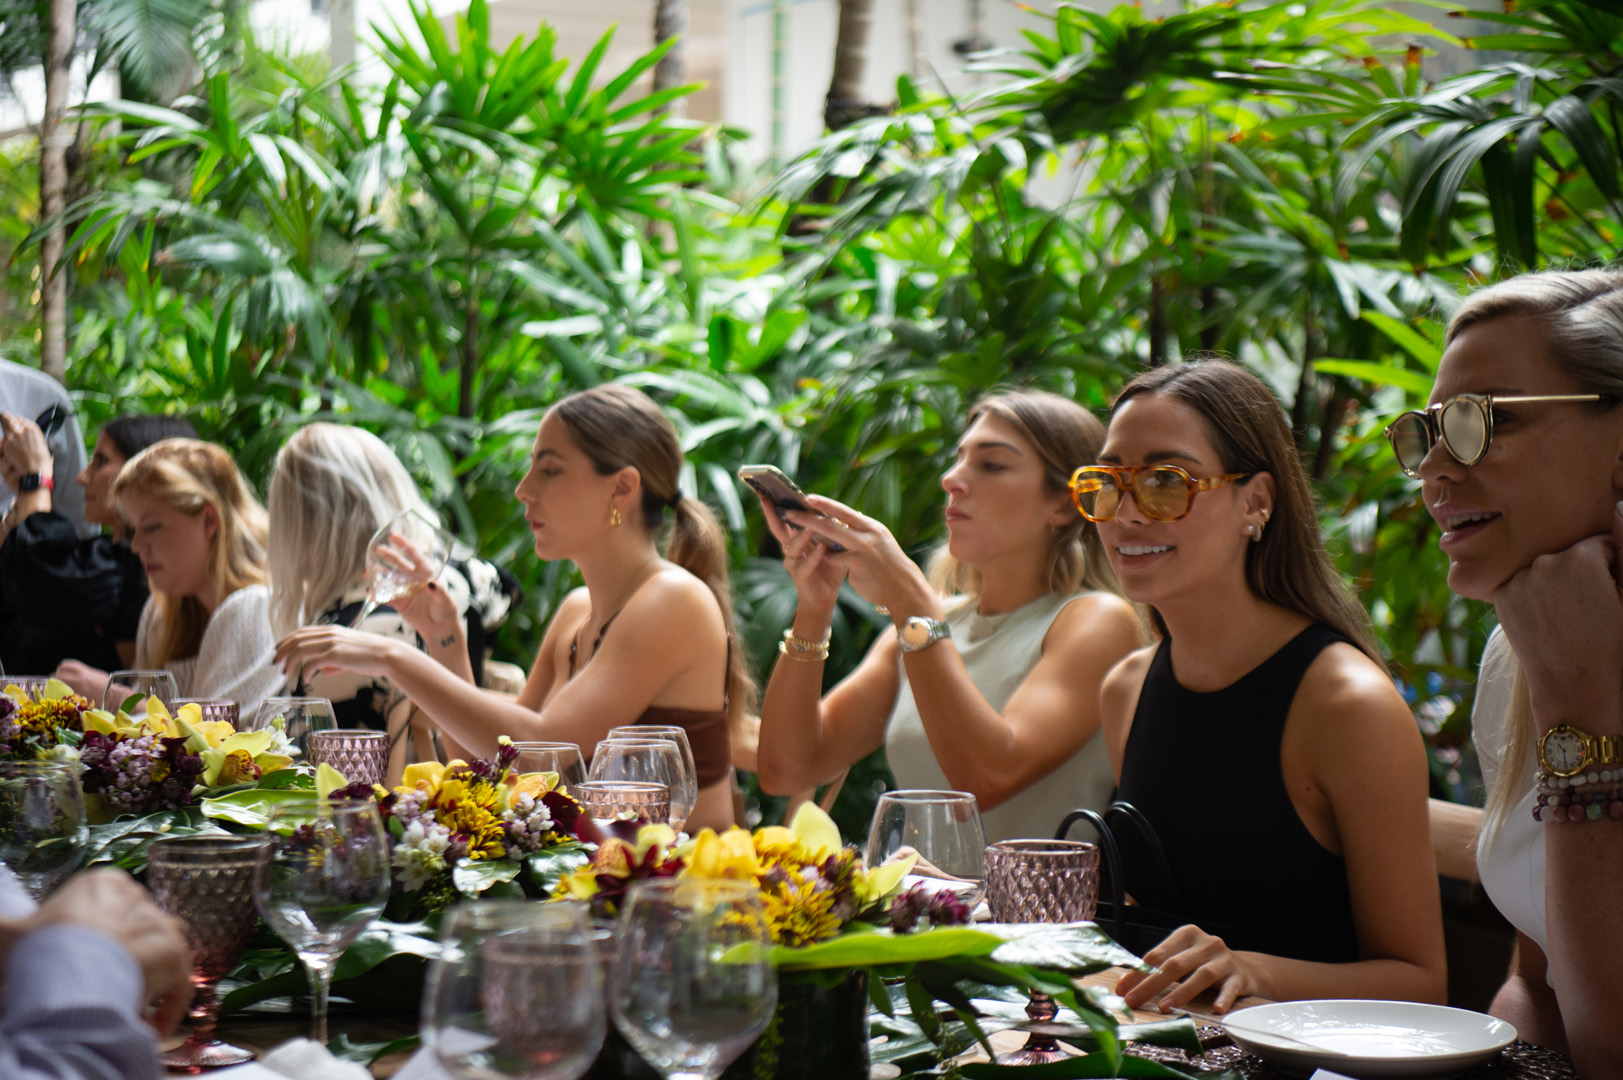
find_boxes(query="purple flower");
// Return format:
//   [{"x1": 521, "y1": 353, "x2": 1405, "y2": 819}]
[
  {"x1": 889, "y1": 884, "x2": 931, "y2": 933},
  {"x1": 927, "y1": 889, "x2": 972, "y2": 927}
]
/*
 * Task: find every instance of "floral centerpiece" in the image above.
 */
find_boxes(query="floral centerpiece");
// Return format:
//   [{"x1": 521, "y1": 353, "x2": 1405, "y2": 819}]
[
  {"x1": 555, "y1": 804, "x2": 1195, "y2": 1080},
  {"x1": 0, "y1": 678, "x2": 101, "y2": 763}
]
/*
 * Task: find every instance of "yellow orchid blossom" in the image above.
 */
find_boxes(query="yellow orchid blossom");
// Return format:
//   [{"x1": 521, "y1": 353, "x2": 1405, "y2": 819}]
[
  {"x1": 199, "y1": 730, "x2": 293, "y2": 787},
  {"x1": 684, "y1": 826, "x2": 762, "y2": 880},
  {"x1": 316, "y1": 763, "x2": 349, "y2": 800},
  {"x1": 857, "y1": 852, "x2": 916, "y2": 905},
  {"x1": 402, "y1": 760, "x2": 451, "y2": 795},
  {"x1": 784, "y1": 801, "x2": 843, "y2": 862}
]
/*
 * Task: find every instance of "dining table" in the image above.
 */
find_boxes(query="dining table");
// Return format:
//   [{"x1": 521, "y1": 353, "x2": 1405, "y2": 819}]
[{"x1": 201, "y1": 965, "x2": 1580, "y2": 1080}]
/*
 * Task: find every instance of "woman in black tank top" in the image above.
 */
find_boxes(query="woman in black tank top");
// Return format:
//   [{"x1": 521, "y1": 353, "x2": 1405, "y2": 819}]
[{"x1": 1082, "y1": 361, "x2": 1444, "y2": 1014}]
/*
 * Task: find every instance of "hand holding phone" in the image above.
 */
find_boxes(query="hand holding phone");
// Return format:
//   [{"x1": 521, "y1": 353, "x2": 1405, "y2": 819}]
[{"x1": 737, "y1": 465, "x2": 846, "y2": 552}]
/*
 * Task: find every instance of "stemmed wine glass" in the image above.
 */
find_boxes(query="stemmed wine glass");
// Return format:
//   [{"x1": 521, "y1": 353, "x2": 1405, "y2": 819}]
[
  {"x1": 510, "y1": 741, "x2": 587, "y2": 792},
  {"x1": 0, "y1": 761, "x2": 87, "y2": 899},
  {"x1": 253, "y1": 796, "x2": 391, "y2": 1045},
  {"x1": 148, "y1": 835, "x2": 270, "y2": 1071},
  {"x1": 984, "y1": 838, "x2": 1101, "y2": 1065},
  {"x1": 606, "y1": 727, "x2": 698, "y2": 824},
  {"x1": 612, "y1": 878, "x2": 777, "y2": 1080},
  {"x1": 245, "y1": 696, "x2": 337, "y2": 760},
  {"x1": 351, "y1": 508, "x2": 455, "y2": 628},
  {"x1": 102, "y1": 669, "x2": 180, "y2": 714},
  {"x1": 590, "y1": 738, "x2": 694, "y2": 833},
  {"x1": 425, "y1": 901, "x2": 605, "y2": 1080},
  {"x1": 863, "y1": 789, "x2": 987, "y2": 907}
]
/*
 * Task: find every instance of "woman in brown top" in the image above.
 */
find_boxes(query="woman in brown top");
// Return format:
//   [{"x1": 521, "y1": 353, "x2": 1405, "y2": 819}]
[{"x1": 274, "y1": 386, "x2": 753, "y2": 832}]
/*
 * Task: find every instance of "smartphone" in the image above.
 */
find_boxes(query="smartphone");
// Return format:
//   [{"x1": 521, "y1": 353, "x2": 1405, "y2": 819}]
[{"x1": 737, "y1": 464, "x2": 846, "y2": 552}]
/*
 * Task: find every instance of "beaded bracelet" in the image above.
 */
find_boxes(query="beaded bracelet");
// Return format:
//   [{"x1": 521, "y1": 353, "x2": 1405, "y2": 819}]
[{"x1": 1533, "y1": 786, "x2": 1623, "y2": 823}]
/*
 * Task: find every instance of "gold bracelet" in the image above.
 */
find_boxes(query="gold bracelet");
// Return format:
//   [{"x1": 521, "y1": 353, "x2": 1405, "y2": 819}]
[
  {"x1": 778, "y1": 639, "x2": 828, "y2": 662},
  {"x1": 782, "y1": 627, "x2": 831, "y2": 653}
]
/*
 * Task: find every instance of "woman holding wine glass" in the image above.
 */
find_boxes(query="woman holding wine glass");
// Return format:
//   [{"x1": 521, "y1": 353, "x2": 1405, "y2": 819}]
[
  {"x1": 275, "y1": 385, "x2": 753, "y2": 833},
  {"x1": 53, "y1": 440, "x2": 282, "y2": 718},
  {"x1": 1085, "y1": 359, "x2": 1444, "y2": 1013},
  {"x1": 266, "y1": 424, "x2": 518, "y2": 767},
  {"x1": 754, "y1": 391, "x2": 1142, "y2": 843}
]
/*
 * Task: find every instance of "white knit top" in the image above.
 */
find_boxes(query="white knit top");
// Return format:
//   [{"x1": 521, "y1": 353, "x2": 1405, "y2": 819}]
[{"x1": 134, "y1": 584, "x2": 283, "y2": 720}]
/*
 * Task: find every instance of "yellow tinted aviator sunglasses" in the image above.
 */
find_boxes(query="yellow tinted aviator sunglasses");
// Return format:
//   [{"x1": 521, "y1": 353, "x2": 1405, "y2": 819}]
[{"x1": 1069, "y1": 464, "x2": 1252, "y2": 523}]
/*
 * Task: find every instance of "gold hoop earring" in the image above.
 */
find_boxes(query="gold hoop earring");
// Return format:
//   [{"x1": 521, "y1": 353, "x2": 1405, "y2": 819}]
[
  {"x1": 610, "y1": 507, "x2": 622, "y2": 528},
  {"x1": 1251, "y1": 522, "x2": 1265, "y2": 543}
]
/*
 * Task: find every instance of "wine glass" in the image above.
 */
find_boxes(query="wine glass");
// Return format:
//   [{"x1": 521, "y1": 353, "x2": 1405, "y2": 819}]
[
  {"x1": 590, "y1": 738, "x2": 694, "y2": 833},
  {"x1": 0, "y1": 762, "x2": 87, "y2": 899},
  {"x1": 425, "y1": 901, "x2": 605, "y2": 1080},
  {"x1": 984, "y1": 838, "x2": 1101, "y2": 1065},
  {"x1": 864, "y1": 789, "x2": 987, "y2": 907},
  {"x1": 102, "y1": 669, "x2": 180, "y2": 714},
  {"x1": 148, "y1": 835, "x2": 270, "y2": 1071},
  {"x1": 607, "y1": 726, "x2": 698, "y2": 817},
  {"x1": 351, "y1": 508, "x2": 455, "y2": 628},
  {"x1": 612, "y1": 878, "x2": 777, "y2": 1080},
  {"x1": 245, "y1": 696, "x2": 337, "y2": 759},
  {"x1": 253, "y1": 796, "x2": 391, "y2": 1045},
  {"x1": 510, "y1": 741, "x2": 587, "y2": 791}
]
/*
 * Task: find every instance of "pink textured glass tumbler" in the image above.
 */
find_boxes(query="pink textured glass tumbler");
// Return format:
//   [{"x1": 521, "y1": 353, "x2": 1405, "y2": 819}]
[
  {"x1": 175, "y1": 698, "x2": 240, "y2": 727},
  {"x1": 573, "y1": 780, "x2": 670, "y2": 827},
  {"x1": 306, "y1": 729, "x2": 388, "y2": 788},
  {"x1": 984, "y1": 839, "x2": 1100, "y2": 1066}
]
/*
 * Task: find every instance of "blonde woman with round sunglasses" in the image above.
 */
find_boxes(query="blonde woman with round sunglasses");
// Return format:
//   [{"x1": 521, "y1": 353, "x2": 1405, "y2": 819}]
[
  {"x1": 1396, "y1": 268, "x2": 1623, "y2": 1076},
  {"x1": 1086, "y1": 359, "x2": 1444, "y2": 1015}
]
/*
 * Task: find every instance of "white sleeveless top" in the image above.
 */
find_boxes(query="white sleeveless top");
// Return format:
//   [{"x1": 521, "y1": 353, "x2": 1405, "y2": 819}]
[
  {"x1": 883, "y1": 591, "x2": 1117, "y2": 844},
  {"x1": 135, "y1": 585, "x2": 283, "y2": 721},
  {"x1": 1472, "y1": 626, "x2": 1549, "y2": 959}
]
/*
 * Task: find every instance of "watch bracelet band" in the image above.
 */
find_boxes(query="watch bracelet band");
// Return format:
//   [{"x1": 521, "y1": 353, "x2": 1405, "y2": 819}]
[{"x1": 782, "y1": 626, "x2": 831, "y2": 653}]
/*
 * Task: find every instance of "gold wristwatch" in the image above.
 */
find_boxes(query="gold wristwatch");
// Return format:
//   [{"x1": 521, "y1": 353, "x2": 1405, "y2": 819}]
[{"x1": 1537, "y1": 723, "x2": 1622, "y2": 778}]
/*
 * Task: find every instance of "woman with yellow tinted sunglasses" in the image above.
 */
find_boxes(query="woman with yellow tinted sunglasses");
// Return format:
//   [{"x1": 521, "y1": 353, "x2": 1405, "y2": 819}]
[{"x1": 1089, "y1": 359, "x2": 1444, "y2": 1016}]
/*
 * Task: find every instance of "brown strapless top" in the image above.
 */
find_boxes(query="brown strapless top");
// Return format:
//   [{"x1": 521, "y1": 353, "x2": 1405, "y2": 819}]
[{"x1": 570, "y1": 613, "x2": 732, "y2": 787}]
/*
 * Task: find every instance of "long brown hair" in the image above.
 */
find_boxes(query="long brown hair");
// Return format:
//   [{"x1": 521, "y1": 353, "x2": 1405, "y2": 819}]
[
  {"x1": 549, "y1": 384, "x2": 757, "y2": 735},
  {"x1": 927, "y1": 390, "x2": 1123, "y2": 602},
  {"x1": 1446, "y1": 268, "x2": 1623, "y2": 840},
  {"x1": 113, "y1": 439, "x2": 269, "y2": 666},
  {"x1": 1112, "y1": 360, "x2": 1382, "y2": 665}
]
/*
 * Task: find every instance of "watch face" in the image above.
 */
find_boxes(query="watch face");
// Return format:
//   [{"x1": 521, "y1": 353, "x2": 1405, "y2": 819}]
[{"x1": 1544, "y1": 729, "x2": 1587, "y2": 774}]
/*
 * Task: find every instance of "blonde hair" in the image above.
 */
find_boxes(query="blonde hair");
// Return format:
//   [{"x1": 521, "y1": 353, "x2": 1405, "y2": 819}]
[
  {"x1": 926, "y1": 390, "x2": 1123, "y2": 602},
  {"x1": 113, "y1": 439, "x2": 269, "y2": 666},
  {"x1": 267, "y1": 423, "x2": 440, "y2": 638},
  {"x1": 1445, "y1": 268, "x2": 1623, "y2": 842},
  {"x1": 549, "y1": 384, "x2": 758, "y2": 736}
]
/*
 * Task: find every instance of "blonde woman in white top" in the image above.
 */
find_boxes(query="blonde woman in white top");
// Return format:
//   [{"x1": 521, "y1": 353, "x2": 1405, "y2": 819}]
[
  {"x1": 63, "y1": 439, "x2": 280, "y2": 718},
  {"x1": 755, "y1": 391, "x2": 1142, "y2": 842},
  {"x1": 1393, "y1": 268, "x2": 1623, "y2": 1076}
]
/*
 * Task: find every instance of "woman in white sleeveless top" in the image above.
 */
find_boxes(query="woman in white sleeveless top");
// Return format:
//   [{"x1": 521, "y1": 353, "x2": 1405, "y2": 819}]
[{"x1": 755, "y1": 391, "x2": 1142, "y2": 843}]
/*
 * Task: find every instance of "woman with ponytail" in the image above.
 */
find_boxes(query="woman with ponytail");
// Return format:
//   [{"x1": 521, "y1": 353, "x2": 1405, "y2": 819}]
[{"x1": 275, "y1": 385, "x2": 752, "y2": 832}]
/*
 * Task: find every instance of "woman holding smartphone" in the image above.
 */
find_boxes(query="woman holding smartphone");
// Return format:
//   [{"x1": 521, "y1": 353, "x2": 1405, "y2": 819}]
[
  {"x1": 754, "y1": 390, "x2": 1142, "y2": 842},
  {"x1": 274, "y1": 385, "x2": 752, "y2": 832},
  {"x1": 1087, "y1": 360, "x2": 1444, "y2": 1013}
]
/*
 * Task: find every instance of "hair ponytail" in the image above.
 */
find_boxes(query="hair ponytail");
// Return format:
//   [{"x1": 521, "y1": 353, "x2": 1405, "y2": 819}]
[{"x1": 550, "y1": 385, "x2": 759, "y2": 740}]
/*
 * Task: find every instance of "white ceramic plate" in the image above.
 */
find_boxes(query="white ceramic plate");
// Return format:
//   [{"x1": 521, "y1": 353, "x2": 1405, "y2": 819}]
[{"x1": 1221, "y1": 1000, "x2": 1517, "y2": 1078}]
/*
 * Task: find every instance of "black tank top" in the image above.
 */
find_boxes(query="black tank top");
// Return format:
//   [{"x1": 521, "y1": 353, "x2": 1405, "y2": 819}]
[{"x1": 1116, "y1": 623, "x2": 1360, "y2": 963}]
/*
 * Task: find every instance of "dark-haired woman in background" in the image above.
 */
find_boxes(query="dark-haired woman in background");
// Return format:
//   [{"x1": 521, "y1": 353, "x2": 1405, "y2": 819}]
[
  {"x1": 1087, "y1": 360, "x2": 1444, "y2": 1013},
  {"x1": 0, "y1": 414, "x2": 198, "y2": 677}
]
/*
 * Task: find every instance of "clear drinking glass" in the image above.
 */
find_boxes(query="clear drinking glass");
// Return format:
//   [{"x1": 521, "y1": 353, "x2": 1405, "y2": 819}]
[
  {"x1": 102, "y1": 669, "x2": 180, "y2": 714},
  {"x1": 254, "y1": 796, "x2": 391, "y2": 1045},
  {"x1": 984, "y1": 838, "x2": 1101, "y2": 1065},
  {"x1": 0, "y1": 761, "x2": 88, "y2": 899},
  {"x1": 510, "y1": 741, "x2": 587, "y2": 792},
  {"x1": 612, "y1": 878, "x2": 777, "y2": 1080},
  {"x1": 590, "y1": 739, "x2": 694, "y2": 833},
  {"x1": 606, "y1": 727, "x2": 698, "y2": 822},
  {"x1": 148, "y1": 835, "x2": 270, "y2": 1071},
  {"x1": 864, "y1": 789, "x2": 987, "y2": 907},
  {"x1": 425, "y1": 901, "x2": 605, "y2": 1080},
  {"x1": 307, "y1": 729, "x2": 389, "y2": 788},
  {"x1": 573, "y1": 780, "x2": 670, "y2": 828},
  {"x1": 246, "y1": 696, "x2": 338, "y2": 760},
  {"x1": 352, "y1": 508, "x2": 455, "y2": 628}
]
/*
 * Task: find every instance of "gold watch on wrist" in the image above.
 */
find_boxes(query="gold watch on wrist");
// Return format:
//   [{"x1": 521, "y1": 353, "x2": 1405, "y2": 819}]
[{"x1": 1538, "y1": 722, "x2": 1623, "y2": 778}]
